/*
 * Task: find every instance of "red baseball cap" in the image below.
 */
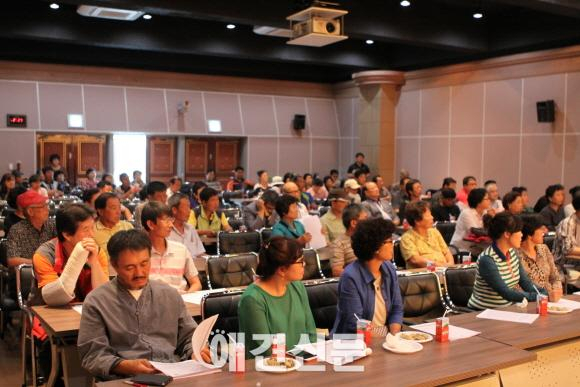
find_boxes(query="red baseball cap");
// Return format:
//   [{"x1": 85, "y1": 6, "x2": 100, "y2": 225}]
[{"x1": 17, "y1": 190, "x2": 48, "y2": 209}]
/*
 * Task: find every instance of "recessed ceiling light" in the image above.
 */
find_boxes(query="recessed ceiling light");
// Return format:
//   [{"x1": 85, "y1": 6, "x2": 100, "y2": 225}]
[
  {"x1": 143, "y1": 14, "x2": 152, "y2": 20},
  {"x1": 50, "y1": 3, "x2": 60, "y2": 10},
  {"x1": 473, "y1": 12, "x2": 483, "y2": 19},
  {"x1": 226, "y1": 24, "x2": 236, "y2": 30},
  {"x1": 400, "y1": 0, "x2": 411, "y2": 7},
  {"x1": 365, "y1": 39, "x2": 374, "y2": 45}
]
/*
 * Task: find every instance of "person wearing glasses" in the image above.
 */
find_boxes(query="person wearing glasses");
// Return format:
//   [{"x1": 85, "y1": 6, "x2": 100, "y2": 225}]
[
  {"x1": 142, "y1": 201, "x2": 202, "y2": 293},
  {"x1": 238, "y1": 237, "x2": 317, "y2": 357},
  {"x1": 450, "y1": 188, "x2": 493, "y2": 252},
  {"x1": 468, "y1": 212, "x2": 547, "y2": 310},
  {"x1": 332, "y1": 218, "x2": 403, "y2": 336}
]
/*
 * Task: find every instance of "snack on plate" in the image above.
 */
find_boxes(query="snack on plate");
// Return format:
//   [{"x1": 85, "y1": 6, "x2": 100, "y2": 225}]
[
  {"x1": 265, "y1": 357, "x2": 295, "y2": 368},
  {"x1": 400, "y1": 332, "x2": 431, "y2": 341},
  {"x1": 548, "y1": 305, "x2": 569, "y2": 312}
]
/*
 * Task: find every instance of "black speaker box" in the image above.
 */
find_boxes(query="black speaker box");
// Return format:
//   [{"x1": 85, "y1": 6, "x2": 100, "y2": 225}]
[
  {"x1": 536, "y1": 100, "x2": 555, "y2": 123},
  {"x1": 293, "y1": 114, "x2": 306, "y2": 130}
]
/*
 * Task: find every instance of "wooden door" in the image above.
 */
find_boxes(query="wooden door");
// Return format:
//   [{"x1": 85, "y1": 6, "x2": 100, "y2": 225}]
[
  {"x1": 148, "y1": 137, "x2": 177, "y2": 183},
  {"x1": 184, "y1": 139, "x2": 208, "y2": 182},
  {"x1": 214, "y1": 140, "x2": 239, "y2": 181},
  {"x1": 75, "y1": 135, "x2": 106, "y2": 179}
]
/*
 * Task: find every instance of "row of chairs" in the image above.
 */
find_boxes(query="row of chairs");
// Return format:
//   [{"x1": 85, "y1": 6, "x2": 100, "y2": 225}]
[{"x1": 201, "y1": 267, "x2": 478, "y2": 337}]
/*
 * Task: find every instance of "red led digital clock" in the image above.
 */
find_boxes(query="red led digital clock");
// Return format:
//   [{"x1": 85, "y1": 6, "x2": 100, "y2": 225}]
[{"x1": 7, "y1": 114, "x2": 27, "y2": 128}]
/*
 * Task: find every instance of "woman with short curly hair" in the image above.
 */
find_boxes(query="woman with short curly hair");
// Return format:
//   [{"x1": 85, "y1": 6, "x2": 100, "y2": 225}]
[{"x1": 331, "y1": 218, "x2": 403, "y2": 336}]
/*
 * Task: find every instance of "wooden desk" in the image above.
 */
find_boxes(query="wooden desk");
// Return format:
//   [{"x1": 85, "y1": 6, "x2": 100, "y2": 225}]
[
  {"x1": 97, "y1": 336, "x2": 534, "y2": 387},
  {"x1": 449, "y1": 295, "x2": 580, "y2": 350}
]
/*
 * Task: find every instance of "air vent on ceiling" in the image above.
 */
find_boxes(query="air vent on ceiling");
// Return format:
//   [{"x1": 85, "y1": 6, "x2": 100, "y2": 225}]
[{"x1": 77, "y1": 5, "x2": 144, "y2": 21}]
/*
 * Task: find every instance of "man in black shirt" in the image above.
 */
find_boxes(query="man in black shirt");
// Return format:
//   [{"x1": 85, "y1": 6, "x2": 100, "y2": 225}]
[
  {"x1": 431, "y1": 188, "x2": 461, "y2": 222},
  {"x1": 347, "y1": 152, "x2": 370, "y2": 175}
]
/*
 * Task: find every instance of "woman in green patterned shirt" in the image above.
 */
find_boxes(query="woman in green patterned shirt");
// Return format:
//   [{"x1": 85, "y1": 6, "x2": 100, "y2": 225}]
[{"x1": 468, "y1": 212, "x2": 547, "y2": 310}]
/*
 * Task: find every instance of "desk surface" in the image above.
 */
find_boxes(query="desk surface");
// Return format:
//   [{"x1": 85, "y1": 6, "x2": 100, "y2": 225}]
[
  {"x1": 32, "y1": 302, "x2": 200, "y2": 337},
  {"x1": 97, "y1": 335, "x2": 534, "y2": 387},
  {"x1": 450, "y1": 295, "x2": 580, "y2": 349}
]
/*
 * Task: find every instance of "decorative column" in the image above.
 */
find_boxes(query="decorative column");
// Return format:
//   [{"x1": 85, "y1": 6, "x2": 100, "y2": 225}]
[{"x1": 351, "y1": 70, "x2": 405, "y2": 185}]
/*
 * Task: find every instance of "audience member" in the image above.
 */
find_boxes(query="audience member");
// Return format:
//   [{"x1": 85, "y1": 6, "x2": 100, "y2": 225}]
[
  {"x1": 6, "y1": 190, "x2": 55, "y2": 267},
  {"x1": 400, "y1": 201, "x2": 454, "y2": 269},
  {"x1": 142, "y1": 201, "x2": 201, "y2": 292},
  {"x1": 226, "y1": 166, "x2": 253, "y2": 192},
  {"x1": 485, "y1": 180, "x2": 504, "y2": 213},
  {"x1": 564, "y1": 186, "x2": 580, "y2": 217},
  {"x1": 31, "y1": 203, "x2": 109, "y2": 306},
  {"x1": 347, "y1": 152, "x2": 370, "y2": 175},
  {"x1": 539, "y1": 184, "x2": 566, "y2": 231},
  {"x1": 344, "y1": 178, "x2": 362, "y2": 204},
  {"x1": 450, "y1": 188, "x2": 491, "y2": 252},
  {"x1": 3, "y1": 184, "x2": 27, "y2": 233},
  {"x1": 519, "y1": 214, "x2": 562, "y2": 298},
  {"x1": 372, "y1": 175, "x2": 391, "y2": 199},
  {"x1": 303, "y1": 173, "x2": 313, "y2": 190},
  {"x1": 168, "y1": 193, "x2": 206, "y2": 257},
  {"x1": 190, "y1": 181, "x2": 208, "y2": 208},
  {"x1": 271, "y1": 195, "x2": 312, "y2": 246},
  {"x1": 330, "y1": 169, "x2": 340, "y2": 188},
  {"x1": 131, "y1": 170, "x2": 145, "y2": 189},
  {"x1": 468, "y1": 212, "x2": 546, "y2": 310},
  {"x1": 116, "y1": 173, "x2": 138, "y2": 200},
  {"x1": 294, "y1": 175, "x2": 314, "y2": 208},
  {"x1": 41, "y1": 167, "x2": 59, "y2": 197},
  {"x1": 282, "y1": 182, "x2": 309, "y2": 218},
  {"x1": 332, "y1": 218, "x2": 403, "y2": 335},
  {"x1": 512, "y1": 186, "x2": 533, "y2": 213},
  {"x1": 307, "y1": 177, "x2": 328, "y2": 200},
  {"x1": 238, "y1": 237, "x2": 317, "y2": 357},
  {"x1": 189, "y1": 187, "x2": 232, "y2": 238},
  {"x1": 398, "y1": 178, "x2": 422, "y2": 221},
  {"x1": 553, "y1": 194, "x2": 580, "y2": 265},
  {"x1": 252, "y1": 169, "x2": 270, "y2": 195},
  {"x1": 166, "y1": 176, "x2": 183, "y2": 200},
  {"x1": 93, "y1": 193, "x2": 134, "y2": 273},
  {"x1": 78, "y1": 230, "x2": 211, "y2": 378},
  {"x1": 29, "y1": 174, "x2": 48, "y2": 197},
  {"x1": 431, "y1": 188, "x2": 460, "y2": 222},
  {"x1": 323, "y1": 175, "x2": 335, "y2": 194},
  {"x1": 82, "y1": 188, "x2": 101, "y2": 210},
  {"x1": 456, "y1": 176, "x2": 477, "y2": 210},
  {"x1": 354, "y1": 169, "x2": 367, "y2": 189},
  {"x1": 502, "y1": 191, "x2": 524, "y2": 215},
  {"x1": 320, "y1": 189, "x2": 349, "y2": 244},
  {"x1": 48, "y1": 153, "x2": 63, "y2": 173},
  {"x1": 270, "y1": 175, "x2": 284, "y2": 194},
  {"x1": 391, "y1": 176, "x2": 410, "y2": 211},
  {"x1": 204, "y1": 170, "x2": 222, "y2": 192},
  {"x1": 54, "y1": 170, "x2": 70, "y2": 195},
  {"x1": 133, "y1": 181, "x2": 168, "y2": 230},
  {"x1": 243, "y1": 189, "x2": 279, "y2": 231},
  {"x1": 362, "y1": 182, "x2": 399, "y2": 224},
  {"x1": 330, "y1": 204, "x2": 368, "y2": 277},
  {"x1": 0, "y1": 172, "x2": 15, "y2": 200}
]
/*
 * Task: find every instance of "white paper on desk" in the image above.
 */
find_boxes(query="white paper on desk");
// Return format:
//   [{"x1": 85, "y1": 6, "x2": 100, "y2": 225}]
[
  {"x1": 411, "y1": 322, "x2": 480, "y2": 341},
  {"x1": 574, "y1": 291, "x2": 580, "y2": 296},
  {"x1": 191, "y1": 314, "x2": 219, "y2": 363},
  {"x1": 72, "y1": 305, "x2": 82, "y2": 315},
  {"x1": 295, "y1": 339, "x2": 370, "y2": 366},
  {"x1": 300, "y1": 215, "x2": 327, "y2": 249},
  {"x1": 181, "y1": 289, "x2": 226, "y2": 305},
  {"x1": 149, "y1": 360, "x2": 221, "y2": 379},
  {"x1": 550, "y1": 298, "x2": 580, "y2": 311},
  {"x1": 476, "y1": 309, "x2": 539, "y2": 324}
]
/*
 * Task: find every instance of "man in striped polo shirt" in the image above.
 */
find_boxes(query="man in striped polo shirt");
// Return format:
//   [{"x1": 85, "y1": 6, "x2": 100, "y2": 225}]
[{"x1": 141, "y1": 201, "x2": 202, "y2": 293}]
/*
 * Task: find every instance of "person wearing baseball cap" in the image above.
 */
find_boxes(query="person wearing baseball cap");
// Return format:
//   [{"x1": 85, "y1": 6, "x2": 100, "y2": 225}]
[
  {"x1": 344, "y1": 178, "x2": 362, "y2": 204},
  {"x1": 320, "y1": 189, "x2": 349, "y2": 243},
  {"x1": 6, "y1": 190, "x2": 55, "y2": 267}
]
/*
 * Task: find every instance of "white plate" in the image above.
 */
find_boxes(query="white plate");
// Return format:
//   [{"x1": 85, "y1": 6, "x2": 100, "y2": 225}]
[
  {"x1": 382, "y1": 341, "x2": 423, "y2": 354},
  {"x1": 547, "y1": 306, "x2": 572, "y2": 314},
  {"x1": 256, "y1": 357, "x2": 302, "y2": 373},
  {"x1": 396, "y1": 331, "x2": 433, "y2": 343}
]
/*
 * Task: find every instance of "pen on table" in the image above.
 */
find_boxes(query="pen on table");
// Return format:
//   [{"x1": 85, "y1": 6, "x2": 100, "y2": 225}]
[{"x1": 122, "y1": 381, "x2": 147, "y2": 387}]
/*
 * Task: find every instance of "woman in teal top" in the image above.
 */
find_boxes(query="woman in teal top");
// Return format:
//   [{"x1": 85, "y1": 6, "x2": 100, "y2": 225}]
[
  {"x1": 238, "y1": 237, "x2": 317, "y2": 357},
  {"x1": 271, "y1": 194, "x2": 312, "y2": 246}
]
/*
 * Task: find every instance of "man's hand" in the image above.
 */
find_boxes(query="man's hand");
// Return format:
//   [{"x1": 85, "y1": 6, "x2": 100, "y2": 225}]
[
  {"x1": 81, "y1": 238, "x2": 100, "y2": 266},
  {"x1": 298, "y1": 233, "x2": 313, "y2": 246},
  {"x1": 113, "y1": 359, "x2": 157, "y2": 376}
]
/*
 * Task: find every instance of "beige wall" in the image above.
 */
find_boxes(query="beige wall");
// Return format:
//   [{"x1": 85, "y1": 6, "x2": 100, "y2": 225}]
[{"x1": 395, "y1": 46, "x2": 580, "y2": 202}]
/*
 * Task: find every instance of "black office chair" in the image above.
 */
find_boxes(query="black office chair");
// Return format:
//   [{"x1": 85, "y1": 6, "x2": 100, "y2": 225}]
[
  {"x1": 201, "y1": 290, "x2": 244, "y2": 338},
  {"x1": 398, "y1": 272, "x2": 451, "y2": 325},
  {"x1": 305, "y1": 279, "x2": 339, "y2": 331},
  {"x1": 318, "y1": 207, "x2": 330, "y2": 217},
  {"x1": 303, "y1": 249, "x2": 325, "y2": 280},
  {"x1": 206, "y1": 253, "x2": 258, "y2": 290},
  {"x1": 444, "y1": 266, "x2": 477, "y2": 312},
  {"x1": 393, "y1": 241, "x2": 406, "y2": 269},
  {"x1": 435, "y1": 222, "x2": 456, "y2": 245},
  {"x1": 0, "y1": 238, "x2": 18, "y2": 339},
  {"x1": 217, "y1": 231, "x2": 261, "y2": 255},
  {"x1": 259, "y1": 228, "x2": 272, "y2": 244},
  {"x1": 543, "y1": 232, "x2": 556, "y2": 251},
  {"x1": 17, "y1": 264, "x2": 39, "y2": 387}
]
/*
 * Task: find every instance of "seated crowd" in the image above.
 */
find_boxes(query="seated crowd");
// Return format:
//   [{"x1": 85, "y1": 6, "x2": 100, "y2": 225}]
[{"x1": 1, "y1": 150, "x2": 579, "y2": 382}]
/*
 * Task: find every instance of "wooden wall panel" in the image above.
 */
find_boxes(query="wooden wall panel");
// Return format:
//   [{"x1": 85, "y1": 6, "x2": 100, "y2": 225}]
[
  {"x1": 215, "y1": 141, "x2": 238, "y2": 178},
  {"x1": 148, "y1": 137, "x2": 176, "y2": 182},
  {"x1": 185, "y1": 140, "x2": 208, "y2": 181}
]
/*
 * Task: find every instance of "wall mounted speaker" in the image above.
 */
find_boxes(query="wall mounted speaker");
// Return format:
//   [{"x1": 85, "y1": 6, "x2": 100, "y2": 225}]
[
  {"x1": 536, "y1": 100, "x2": 555, "y2": 123},
  {"x1": 293, "y1": 114, "x2": 306, "y2": 130}
]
